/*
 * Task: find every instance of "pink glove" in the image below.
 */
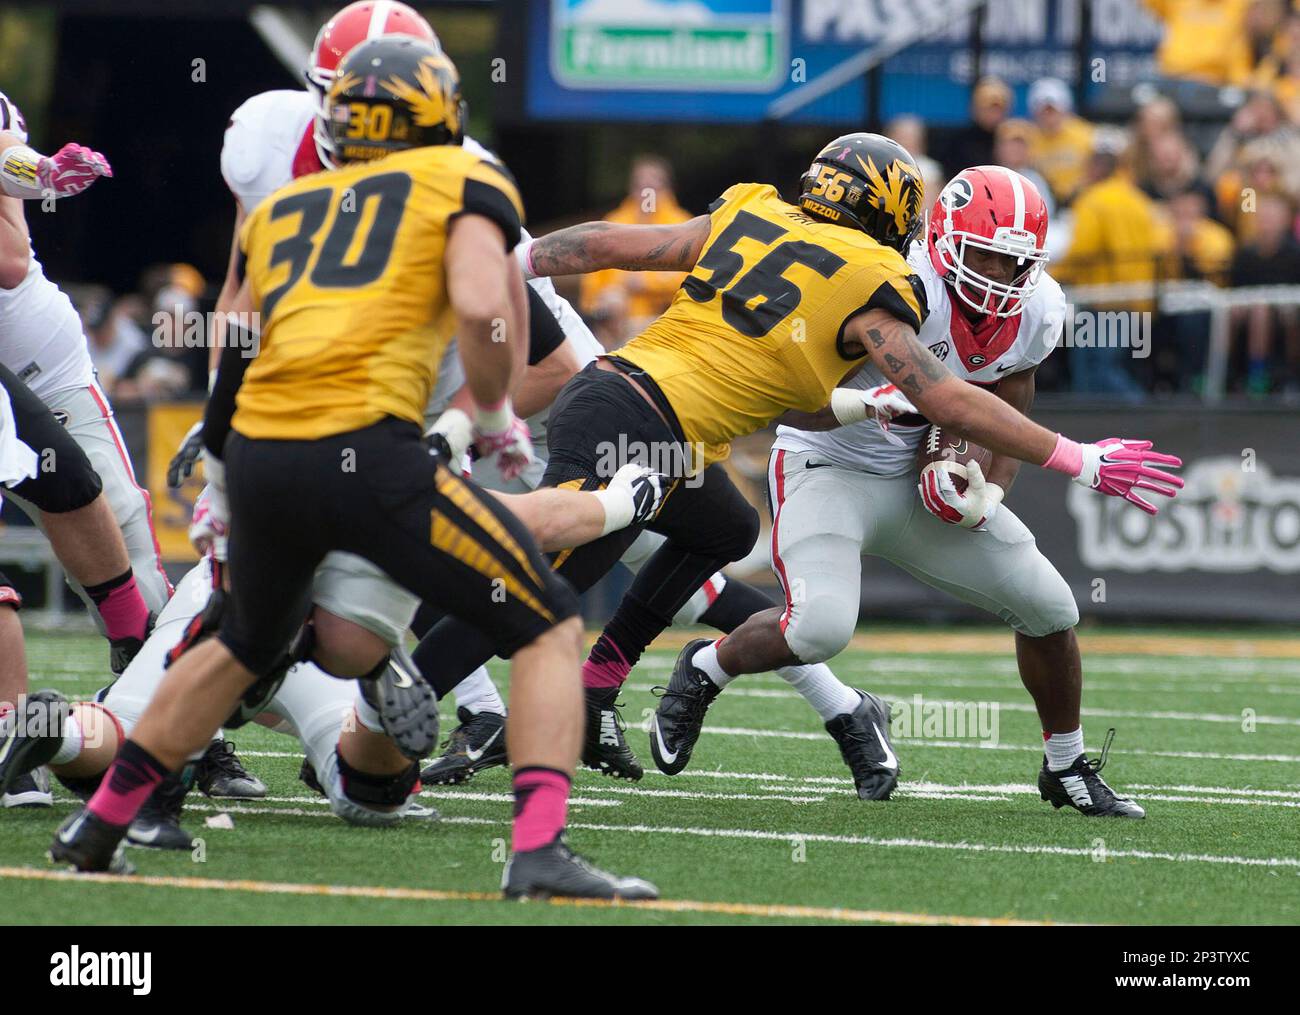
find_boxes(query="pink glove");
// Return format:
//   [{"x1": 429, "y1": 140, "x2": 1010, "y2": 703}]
[
  {"x1": 1046, "y1": 436, "x2": 1184, "y2": 515},
  {"x1": 38, "y1": 143, "x2": 112, "y2": 198},
  {"x1": 473, "y1": 400, "x2": 534, "y2": 482}
]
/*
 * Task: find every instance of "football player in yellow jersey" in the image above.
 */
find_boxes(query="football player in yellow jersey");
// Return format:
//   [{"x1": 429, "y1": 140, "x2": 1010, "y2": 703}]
[
  {"x1": 502, "y1": 132, "x2": 1179, "y2": 777},
  {"x1": 50, "y1": 37, "x2": 658, "y2": 901}
]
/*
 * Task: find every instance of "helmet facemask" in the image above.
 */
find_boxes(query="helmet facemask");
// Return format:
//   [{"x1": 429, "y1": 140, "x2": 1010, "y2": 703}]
[{"x1": 934, "y1": 226, "x2": 1047, "y2": 319}]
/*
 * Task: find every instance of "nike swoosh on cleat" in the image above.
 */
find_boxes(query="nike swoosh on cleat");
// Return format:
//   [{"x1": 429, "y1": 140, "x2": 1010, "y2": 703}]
[
  {"x1": 871, "y1": 722, "x2": 898, "y2": 771},
  {"x1": 58, "y1": 814, "x2": 86, "y2": 845},
  {"x1": 129, "y1": 825, "x2": 163, "y2": 845},
  {"x1": 465, "y1": 728, "x2": 502, "y2": 763},
  {"x1": 388, "y1": 660, "x2": 416, "y2": 690},
  {"x1": 652, "y1": 717, "x2": 679, "y2": 766}
]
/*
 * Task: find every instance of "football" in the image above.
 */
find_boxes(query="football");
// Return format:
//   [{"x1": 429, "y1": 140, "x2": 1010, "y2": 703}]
[{"x1": 917, "y1": 424, "x2": 993, "y2": 494}]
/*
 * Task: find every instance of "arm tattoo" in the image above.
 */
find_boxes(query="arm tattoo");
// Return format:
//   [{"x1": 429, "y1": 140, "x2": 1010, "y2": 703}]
[
  {"x1": 865, "y1": 328, "x2": 888, "y2": 349},
  {"x1": 529, "y1": 222, "x2": 616, "y2": 276},
  {"x1": 866, "y1": 316, "x2": 954, "y2": 397}
]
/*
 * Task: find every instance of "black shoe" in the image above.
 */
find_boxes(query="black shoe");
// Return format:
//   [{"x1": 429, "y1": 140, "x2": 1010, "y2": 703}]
[
  {"x1": 649, "y1": 639, "x2": 720, "y2": 776},
  {"x1": 358, "y1": 650, "x2": 440, "y2": 760},
  {"x1": 299, "y1": 758, "x2": 326, "y2": 798},
  {"x1": 581, "y1": 686, "x2": 642, "y2": 781},
  {"x1": 109, "y1": 612, "x2": 156, "y2": 679},
  {"x1": 825, "y1": 690, "x2": 899, "y2": 801},
  {"x1": 502, "y1": 835, "x2": 658, "y2": 901},
  {"x1": 421, "y1": 708, "x2": 508, "y2": 785},
  {"x1": 127, "y1": 774, "x2": 195, "y2": 851},
  {"x1": 2, "y1": 768, "x2": 54, "y2": 808},
  {"x1": 195, "y1": 740, "x2": 266, "y2": 799},
  {"x1": 49, "y1": 809, "x2": 135, "y2": 874},
  {"x1": 0, "y1": 690, "x2": 69, "y2": 801},
  {"x1": 1038, "y1": 729, "x2": 1145, "y2": 819}
]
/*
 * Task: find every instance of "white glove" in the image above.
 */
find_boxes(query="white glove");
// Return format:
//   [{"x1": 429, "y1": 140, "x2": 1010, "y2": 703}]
[
  {"x1": 830, "y1": 384, "x2": 917, "y2": 447},
  {"x1": 918, "y1": 459, "x2": 1004, "y2": 530},
  {"x1": 472, "y1": 399, "x2": 534, "y2": 482},
  {"x1": 426, "y1": 407, "x2": 474, "y2": 463},
  {"x1": 596, "y1": 463, "x2": 666, "y2": 535}
]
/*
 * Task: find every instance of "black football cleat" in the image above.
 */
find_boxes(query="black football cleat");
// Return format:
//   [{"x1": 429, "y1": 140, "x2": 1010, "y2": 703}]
[
  {"x1": 3, "y1": 768, "x2": 54, "y2": 809},
  {"x1": 109, "y1": 612, "x2": 156, "y2": 679},
  {"x1": 195, "y1": 740, "x2": 266, "y2": 799},
  {"x1": 49, "y1": 809, "x2": 135, "y2": 875},
  {"x1": 502, "y1": 835, "x2": 659, "y2": 901},
  {"x1": 299, "y1": 758, "x2": 326, "y2": 798},
  {"x1": 0, "y1": 690, "x2": 70, "y2": 802},
  {"x1": 127, "y1": 773, "x2": 195, "y2": 851},
  {"x1": 1038, "y1": 728, "x2": 1145, "y2": 819},
  {"x1": 359, "y1": 649, "x2": 440, "y2": 760},
  {"x1": 421, "y1": 707, "x2": 508, "y2": 785},
  {"x1": 649, "y1": 639, "x2": 720, "y2": 776},
  {"x1": 825, "y1": 690, "x2": 899, "y2": 801},
  {"x1": 581, "y1": 686, "x2": 642, "y2": 781}
]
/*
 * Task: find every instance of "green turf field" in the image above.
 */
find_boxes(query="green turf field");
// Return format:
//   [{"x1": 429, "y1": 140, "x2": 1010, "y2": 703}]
[{"x1": 3, "y1": 629, "x2": 1298, "y2": 925}]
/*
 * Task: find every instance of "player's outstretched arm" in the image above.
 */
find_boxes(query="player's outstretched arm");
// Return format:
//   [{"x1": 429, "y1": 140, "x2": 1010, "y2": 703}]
[
  {"x1": 519, "y1": 215, "x2": 711, "y2": 278},
  {"x1": 0, "y1": 135, "x2": 111, "y2": 200},
  {"x1": 845, "y1": 309, "x2": 1184, "y2": 514}
]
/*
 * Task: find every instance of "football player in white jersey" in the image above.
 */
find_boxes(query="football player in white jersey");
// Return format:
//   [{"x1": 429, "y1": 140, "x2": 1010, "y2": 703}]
[
  {"x1": 171, "y1": 0, "x2": 801, "y2": 787},
  {"x1": 0, "y1": 91, "x2": 173, "y2": 622},
  {"x1": 649, "y1": 167, "x2": 1179, "y2": 818}
]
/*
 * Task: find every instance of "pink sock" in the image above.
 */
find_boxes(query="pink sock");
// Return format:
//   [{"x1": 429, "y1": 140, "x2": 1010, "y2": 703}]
[
  {"x1": 582, "y1": 638, "x2": 630, "y2": 689},
  {"x1": 512, "y1": 767, "x2": 570, "y2": 853},
  {"x1": 86, "y1": 739, "x2": 169, "y2": 827},
  {"x1": 95, "y1": 575, "x2": 150, "y2": 643}
]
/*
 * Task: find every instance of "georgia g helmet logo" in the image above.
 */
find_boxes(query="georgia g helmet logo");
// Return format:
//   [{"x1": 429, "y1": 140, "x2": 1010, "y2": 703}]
[{"x1": 938, "y1": 176, "x2": 973, "y2": 211}]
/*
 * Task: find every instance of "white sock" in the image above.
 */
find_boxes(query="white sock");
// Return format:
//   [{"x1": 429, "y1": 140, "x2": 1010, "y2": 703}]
[
  {"x1": 452, "y1": 667, "x2": 506, "y2": 716},
  {"x1": 352, "y1": 687, "x2": 385, "y2": 734},
  {"x1": 50, "y1": 713, "x2": 84, "y2": 766},
  {"x1": 778, "y1": 663, "x2": 861, "y2": 722},
  {"x1": 692, "y1": 640, "x2": 733, "y2": 689},
  {"x1": 1044, "y1": 726, "x2": 1084, "y2": 772}
]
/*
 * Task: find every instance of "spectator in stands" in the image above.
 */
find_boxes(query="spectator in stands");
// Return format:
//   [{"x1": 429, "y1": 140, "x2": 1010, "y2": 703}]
[
  {"x1": 1026, "y1": 77, "x2": 1094, "y2": 206},
  {"x1": 885, "y1": 115, "x2": 945, "y2": 201},
  {"x1": 1205, "y1": 90, "x2": 1300, "y2": 196},
  {"x1": 1251, "y1": 9, "x2": 1300, "y2": 122},
  {"x1": 579, "y1": 155, "x2": 692, "y2": 348},
  {"x1": 69, "y1": 285, "x2": 149, "y2": 394},
  {"x1": 945, "y1": 76, "x2": 1011, "y2": 177},
  {"x1": 1245, "y1": 0, "x2": 1290, "y2": 75},
  {"x1": 1214, "y1": 137, "x2": 1299, "y2": 242},
  {"x1": 113, "y1": 263, "x2": 208, "y2": 401},
  {"x1": 1054, "y1": 127, "x2": 1169, "y2": 398},
  {"x1": 1130, "y1": 94, "x2": 1184, "y2": 185},
  {"x1": 1143, "y1": 0, "x2": 1254, "y2": 86},
  {"x1": 1138, "y1": 128, "x2": 1211, "y2": 205},
  {"x1": 993, "y1": 119, "x2": 1055, "y2": 217},
  {"x1": 1157, "y1": 188, "x2": 1237, "y2": 391},
  {"x1": 1229, "y1": 190, "x2": 1300, "y2": 395}
]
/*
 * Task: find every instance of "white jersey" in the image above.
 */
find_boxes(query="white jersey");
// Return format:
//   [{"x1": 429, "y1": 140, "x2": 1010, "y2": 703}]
[
  {"x1": 0, "y1": 383, "x2": 38, "y2": 489},
  {"x1": 0, "y1": 91, "x2": 99, "y2": 400},
  {"x1": 773, "y1": 249, "x2": 1066, "y2": 476},
  {"x1": 221, "y1": 92, "x2": 600, "y2": 433}
]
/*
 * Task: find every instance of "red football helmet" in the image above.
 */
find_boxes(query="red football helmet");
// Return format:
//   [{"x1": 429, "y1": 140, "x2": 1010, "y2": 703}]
[
  {"x1": 928, "y1": 166, "x2": 1049, "y2": 319},
  {"x1": 306, "y1": 1, "x2": 441, "y2": 164}
]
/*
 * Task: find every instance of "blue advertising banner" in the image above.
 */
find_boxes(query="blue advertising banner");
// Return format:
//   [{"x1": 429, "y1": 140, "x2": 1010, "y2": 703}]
[{"x1": 524, "y1": 0, "x2": 1162, "y2": 125}]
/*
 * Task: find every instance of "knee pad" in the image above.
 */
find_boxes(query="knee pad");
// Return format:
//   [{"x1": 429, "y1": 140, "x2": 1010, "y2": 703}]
[
  {"x1": 334, "y1": 748, "x2": 419, "y2": 809},
  {"x1": 10, "y1": 454, "x2": 102, "y2": 513},
  {"x1": 783, "y1": 594, "x2": 856, "y2": 664},
  {"x1": 1003, "y1": 559, "x2": 1080, "y2": 638}
]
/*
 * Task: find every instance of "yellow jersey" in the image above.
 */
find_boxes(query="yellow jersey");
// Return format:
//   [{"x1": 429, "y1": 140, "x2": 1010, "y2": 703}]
[
  {"x1": 235, "y1": 144, "x2": 524, "y2": 440},
  {"x1": 616, "y1": 183, "x2": 926, "y2": 464}
]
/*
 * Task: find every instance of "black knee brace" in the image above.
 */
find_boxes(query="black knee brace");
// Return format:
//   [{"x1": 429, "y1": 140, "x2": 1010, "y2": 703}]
[
  {"x1": 335, "y1": 748, "x2": 419, "y2": 808},
  {"x1": 0, "y1": 365, "x2": 101, "y2": 513}
]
